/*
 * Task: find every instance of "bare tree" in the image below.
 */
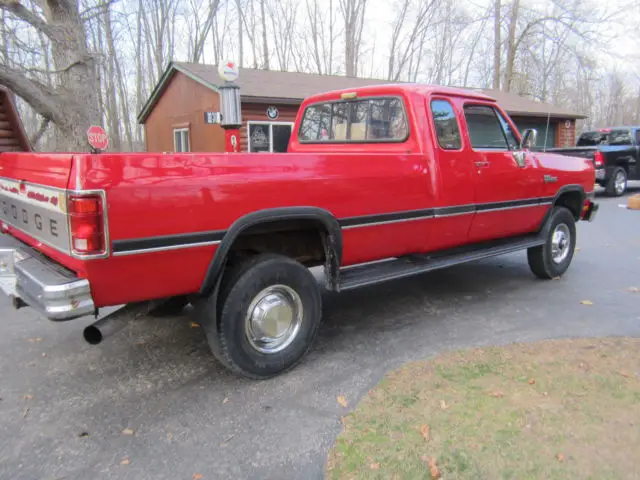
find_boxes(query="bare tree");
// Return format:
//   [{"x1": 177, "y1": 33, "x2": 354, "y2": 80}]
[
  {"x1": 0, "y1": 0, "x2": 100, "y2": 151},
  {"x1": 340, "y1": 0, "x2": 368, "y2": 76}
]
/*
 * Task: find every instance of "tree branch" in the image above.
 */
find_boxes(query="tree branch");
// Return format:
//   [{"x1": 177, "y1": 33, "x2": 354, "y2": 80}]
[
  {"x1": 0, "y1": 0, "x2": 55, "y2": 38},
  {"x1": 29, "y1": 116, "x2": 50, "y2": 148},
  {"x1": 0, "y1": 64, "x2": 63, "y2": 123}
]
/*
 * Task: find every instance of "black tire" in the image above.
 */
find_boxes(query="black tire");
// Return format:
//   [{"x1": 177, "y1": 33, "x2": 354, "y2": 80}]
[
  {"x1": 527, "y1": 207, "x2": 576, "y2": 279},
  {"x1": 202, "y1": 254, "x2": 322, "y2": 379},
  {"x1": 605, "y1": 167, "x2": 627, "y2": 197},
  {"x1": 148, "y1": 296, "x2": 189, "y2": 317}
]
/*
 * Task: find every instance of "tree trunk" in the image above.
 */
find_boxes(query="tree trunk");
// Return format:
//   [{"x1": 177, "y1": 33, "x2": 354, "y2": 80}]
[
  {"x1": 493, "y1": 0, "x2": 501, "y2": 89},
  {"x1": 260, "y1": 0, "x2": 269, "y2": 69},
  {"x1": 503, "y1": 0, "x2": 520, "y2": 92},
  {"x1": 44, "y1": 1, "x2": 100, "y2": 150}
]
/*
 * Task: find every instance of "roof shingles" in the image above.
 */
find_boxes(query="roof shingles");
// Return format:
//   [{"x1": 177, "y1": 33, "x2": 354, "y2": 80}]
[{"x1": 137, "y1": 61, "x2": 586, "y2": 123}]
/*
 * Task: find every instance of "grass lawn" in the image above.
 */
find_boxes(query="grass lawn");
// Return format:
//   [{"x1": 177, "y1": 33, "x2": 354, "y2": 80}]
[{"x1": 327, "y1": 338, "x2": 640, "y2": 479}]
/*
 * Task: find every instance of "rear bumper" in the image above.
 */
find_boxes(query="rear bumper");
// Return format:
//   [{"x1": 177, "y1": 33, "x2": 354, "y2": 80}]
[
  {"x1": 595, "y1": 168, "x2": 605, "y2": 181},
  {"x1": 0, "y1": 234, "x2": 95, "y2": 320}
]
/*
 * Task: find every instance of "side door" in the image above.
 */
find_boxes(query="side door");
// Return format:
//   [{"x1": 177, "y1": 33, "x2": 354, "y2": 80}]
[
  {"x1": 426, "y1": 97, "x2": 477, "y2": 250},
  {"x1": 461, "y1": 103, "x2": 545, "y2": 243}
]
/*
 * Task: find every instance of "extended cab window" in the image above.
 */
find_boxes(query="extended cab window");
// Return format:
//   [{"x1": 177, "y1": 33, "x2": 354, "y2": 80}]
[
  {"x1": 431, "y1": 100, "x2": 461, "y2": 150},
  {"x1": 464, "y1": 105, "x2": 510, "y2": 150},
  {"x1": 299, "y1": 97, "x2": 408, "y2": 142}
]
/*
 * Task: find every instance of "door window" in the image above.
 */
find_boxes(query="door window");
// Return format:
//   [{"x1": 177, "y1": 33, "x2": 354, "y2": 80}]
[
  {"x1": 495, "y1": 110, "x2": 519, "y2": 149},
  {"x1": 463, "y1": 105, "x2": 509, "y2": 150},
  {"x1": 430, "y1": 100, "x2": 461, "y2": 150},
  {"x1": 248, "y1": 122, "x2": 294, "y2": 152}
]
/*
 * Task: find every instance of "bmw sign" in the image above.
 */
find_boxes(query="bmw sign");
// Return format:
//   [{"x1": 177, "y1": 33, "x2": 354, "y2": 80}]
[{"x1": 266, "y1": 106, "x2": 279, "y2": 120}]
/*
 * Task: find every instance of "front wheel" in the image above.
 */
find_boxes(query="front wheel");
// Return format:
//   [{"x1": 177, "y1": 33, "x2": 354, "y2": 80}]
[
  {"x1": 527, "y1": 207, "x2": 576, "y2": 279},
  {"x1": 204, "y1": 254, "x2": 322, "y2": 379}
]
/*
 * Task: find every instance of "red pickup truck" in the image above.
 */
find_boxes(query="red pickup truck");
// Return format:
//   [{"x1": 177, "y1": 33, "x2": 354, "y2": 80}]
[{"x1": 0, "y1": 84, "x2": 598, "y2": 378}]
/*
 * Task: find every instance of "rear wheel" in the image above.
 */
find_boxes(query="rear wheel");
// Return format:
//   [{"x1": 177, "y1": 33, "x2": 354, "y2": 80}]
[
  {"x1": 527, "y1": 207, "x2": 576, "y2": 279},
  {"x1": 202, "y1": 254, "x2": 322, "y2": 379},
  {"x1": 605, "y1": 167, "x2": 627, "y2": 196}
]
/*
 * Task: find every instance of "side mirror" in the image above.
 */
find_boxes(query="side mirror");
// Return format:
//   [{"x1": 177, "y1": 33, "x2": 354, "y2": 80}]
[{"x1": 520, "y1": 129, "x2": 538, "y2": 150}]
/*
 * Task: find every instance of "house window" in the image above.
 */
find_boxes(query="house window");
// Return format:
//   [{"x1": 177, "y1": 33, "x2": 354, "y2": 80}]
[
  {"x1": 173, "y1": 128, "x2": 190, "y2": 152},
  {"x1": 248, "y1": 122, "x2": 294, "y2": 152}
]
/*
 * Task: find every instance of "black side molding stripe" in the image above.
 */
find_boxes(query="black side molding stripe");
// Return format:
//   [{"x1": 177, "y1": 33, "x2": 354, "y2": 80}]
[
  {"x1": 113, "y1": 230, "x2": 226, "y2": 255},
  {"x1": 341, "y1": 197, "x2": 553, "y2": 228},
  {"x1": 111, "y1": 196, "x2": 558, "y2": 255}
]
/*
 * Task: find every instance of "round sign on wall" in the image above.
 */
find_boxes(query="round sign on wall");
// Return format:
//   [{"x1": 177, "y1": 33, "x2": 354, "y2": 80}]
[
  {"x1": 87, "y1": 125, "x2": 108, "y2": 151},
  {"x1": 218, "y1": 61, "x2": 239, "y2": 82},
  {"x1": 266, "y1": 106, "x2": 279, "y2": 120}
]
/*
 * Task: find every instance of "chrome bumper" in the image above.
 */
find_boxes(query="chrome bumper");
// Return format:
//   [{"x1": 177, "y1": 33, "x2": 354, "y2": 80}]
[
  {"x1": 595, "y1": 168, "x2": 605, "y2": 181},
  {"x1": 0, "y1": 234, "x2": 95, "y2": 320}
]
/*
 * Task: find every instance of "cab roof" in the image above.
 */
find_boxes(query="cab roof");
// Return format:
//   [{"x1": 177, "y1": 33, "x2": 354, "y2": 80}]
[{"x1": 301, "y1": 83, "x2": 496, "y2": 105}]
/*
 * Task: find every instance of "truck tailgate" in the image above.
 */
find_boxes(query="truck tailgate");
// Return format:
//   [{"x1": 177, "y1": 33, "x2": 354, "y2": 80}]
[
  {"x1": 546, "y1": 147, "x2": 596, "y2": 161},
  {"x1": 0, "y1": 152, "x2": 74, "y2": 253}
]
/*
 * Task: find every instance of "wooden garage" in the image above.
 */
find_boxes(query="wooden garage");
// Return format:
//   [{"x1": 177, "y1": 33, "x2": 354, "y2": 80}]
[{"x1": 138, "y1": 62, "x2": 586, "y2": 153}]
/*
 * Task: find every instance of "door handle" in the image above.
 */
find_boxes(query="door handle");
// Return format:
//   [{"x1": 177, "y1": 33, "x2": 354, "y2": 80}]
[{"x1": 475, "y1": 161, "x2": 489, "y2": 167}]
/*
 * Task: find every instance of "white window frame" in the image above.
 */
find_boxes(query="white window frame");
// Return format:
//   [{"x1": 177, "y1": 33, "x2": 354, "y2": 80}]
[
  {"x1": 247, "y1": 121, "x2": 294, "y2": 152},
  {"x1": 173, "y1": 128, "x2": 190, "y2": 152}
]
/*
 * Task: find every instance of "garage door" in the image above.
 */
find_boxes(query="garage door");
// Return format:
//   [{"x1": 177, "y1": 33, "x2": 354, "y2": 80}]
[{"x1": 513, "y1": 119, "x2": 557, "y2": 149}]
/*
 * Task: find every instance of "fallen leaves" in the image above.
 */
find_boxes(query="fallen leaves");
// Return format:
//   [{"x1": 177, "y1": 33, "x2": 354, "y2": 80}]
[
  {"x1": 337, "y1": 395, "x2": 349, "y2": 408},
  {"x1": 420, "y1": 424, "x2": 430, "y2": 441},
  {"x1": 23, "y1": 394, "x2": 33, "y2": 400},
  {"x1": 556, "y1": 453, "x2": 565, "y2": 462},
  {"x1": 190, "y1": 322, "x2": 200, "y2": 328},
  {"x1": 580, "y1": 300, "x2": 594, "y2": 306},
  {"x1": 192, "y1": 474, "x2": 204, "y2": 480},
  {"x1": 439, "y1": 400, "x2": 448, "y2": 410},
  {"x1": 489, "y1": 391, "x2": 505, "y2": 398},
  {"x1": 528, "y1": 379, "x2": 536, "y2": 385},
  {"x1": 426, "y1": 457, "x2": 441, "y2": 479},
  {"x1": 121, "y1": 428, "x2": 135, "y2": 436},
  {"x1": 120, "y1": 458, "x2": 130, "y2": 466},
  {"x1": 369, "y1": 462, "x2": 379, "y2": 470}
]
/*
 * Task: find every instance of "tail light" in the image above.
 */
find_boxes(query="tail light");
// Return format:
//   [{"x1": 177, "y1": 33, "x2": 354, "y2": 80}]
[
  {"x1": 67, "y1": 193, "x2": 106, "y2": 256},
  {"x1": 594, "y1": 151, "x2": 604, "y2": 168}
]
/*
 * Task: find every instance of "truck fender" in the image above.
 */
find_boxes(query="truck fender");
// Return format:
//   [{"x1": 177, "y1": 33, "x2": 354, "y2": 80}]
[
  {"x1": 198, "y1": 207, "x2": 343, "y2": 296},
  {"x1": 539, "y1": 184, "x2": 586, "y2": 231}
]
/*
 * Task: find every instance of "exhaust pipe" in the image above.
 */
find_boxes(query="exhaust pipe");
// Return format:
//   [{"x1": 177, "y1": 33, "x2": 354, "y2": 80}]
[{"x1": 83, "y1": 300, "x2": 163, "y2": 345}]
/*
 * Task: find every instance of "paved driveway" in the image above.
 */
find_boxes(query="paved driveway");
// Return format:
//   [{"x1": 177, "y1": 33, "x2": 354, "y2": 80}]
[{"x1": 1, "y1": 187, "x2": 639, "y2": 480}]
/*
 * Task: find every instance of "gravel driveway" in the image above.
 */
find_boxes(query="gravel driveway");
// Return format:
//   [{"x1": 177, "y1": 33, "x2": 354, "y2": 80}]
[{"x1": 1, "y1": 187, "x2": 639, "y2": 480}]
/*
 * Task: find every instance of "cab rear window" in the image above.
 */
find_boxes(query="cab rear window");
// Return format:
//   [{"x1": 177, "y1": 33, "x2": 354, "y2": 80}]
[{"x1": 298, "y1": 97, "x2": 408, "y2": 143}]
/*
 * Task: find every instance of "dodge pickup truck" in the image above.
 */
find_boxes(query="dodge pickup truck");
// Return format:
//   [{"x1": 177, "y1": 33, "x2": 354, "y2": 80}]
[
  {"x1": 0, "y1": 84, "x2": 598, "y2": 379},
  {"x1": 551, "y1": 126, "x2": 640, "y2": 196}
]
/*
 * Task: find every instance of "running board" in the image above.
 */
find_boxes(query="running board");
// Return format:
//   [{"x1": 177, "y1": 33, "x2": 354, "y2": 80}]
[{"x1": 339, "y1": 234, "x2": 545, "y2": 291}]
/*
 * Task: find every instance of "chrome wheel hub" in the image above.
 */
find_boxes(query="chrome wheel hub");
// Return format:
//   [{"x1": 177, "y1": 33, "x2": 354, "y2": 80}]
[
  {"x1": 551, "y1": 224, "x2": 571, "y2": 264},
  {"x1": 615, "y1": 171, "x2": 626, "y2": 195},
  {"x1": 245, "y1": 285, "x2": 303, "y2": 354}
]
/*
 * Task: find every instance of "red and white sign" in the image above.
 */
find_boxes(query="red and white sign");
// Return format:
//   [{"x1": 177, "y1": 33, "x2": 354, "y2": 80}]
[
  {"x1": 218, "y1": 61, "x2": 239, "y2": 82},
  {"x1": 87, "y1": 125, "x2": 108, "y2": 151}
]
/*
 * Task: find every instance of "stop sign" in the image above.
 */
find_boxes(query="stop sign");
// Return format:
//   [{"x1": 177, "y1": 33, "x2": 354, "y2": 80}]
[{"x1": 87, "y1": 125, "x2": 108, "y2": 151}]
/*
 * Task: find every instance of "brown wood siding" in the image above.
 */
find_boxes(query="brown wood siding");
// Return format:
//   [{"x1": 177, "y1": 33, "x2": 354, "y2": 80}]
[
  {"x1": 0, "y1": 87, "x2": 30, "y2": 152},
  {"x1": 144, "y1": 72, "x2": 225, "y2": 152},
  {"x1": 239, "y1": 102, "x2": 300, "y2": 152}
]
